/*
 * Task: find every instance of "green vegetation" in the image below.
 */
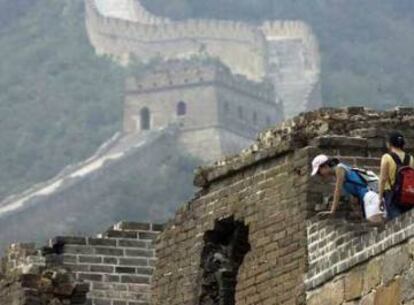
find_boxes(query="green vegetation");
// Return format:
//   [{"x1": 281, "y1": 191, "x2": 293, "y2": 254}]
[
  {"x1": 1, "y1": 0, "x2": 413, "y2": 200},
  {"x1": 0, "y1": 0, "x2": 124, "y2": 197},
  {"x1": 142, "y1": 0, "x2": 414, "y2": 108}
]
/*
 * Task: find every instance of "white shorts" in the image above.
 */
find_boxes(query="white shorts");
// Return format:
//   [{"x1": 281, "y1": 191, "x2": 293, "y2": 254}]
[{"x1": 363, "y1": 191, "x2": 385, "y2": 219}]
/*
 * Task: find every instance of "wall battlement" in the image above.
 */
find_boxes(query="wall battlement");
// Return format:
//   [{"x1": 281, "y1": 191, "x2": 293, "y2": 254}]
[
  {"x1": 84, "y1": 0, "x2": 321, "y2": 118},
  {"x1": 87, "y1": 0, "x2": 265, "y2": 47},
  {"x1": 194, "y1": 107, "x2": 414, "y2": 187},
  {"x1": 125, "y1": 60, "x2": 276, "y2": 105},
  {"x1": 151, "y1": 107, "x2": 414, "y2": 305},
  {"x1": 3, "y1": 108, "x2": 414, "y2": 305}
]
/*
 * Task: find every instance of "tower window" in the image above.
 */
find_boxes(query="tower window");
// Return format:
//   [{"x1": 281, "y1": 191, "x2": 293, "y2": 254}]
[
  {"x1": 177, "y1": 101, "x2": 187, "y2": 116},
  {"x1": 140, "y1": 107, "x2": 150, "y2": 130}
]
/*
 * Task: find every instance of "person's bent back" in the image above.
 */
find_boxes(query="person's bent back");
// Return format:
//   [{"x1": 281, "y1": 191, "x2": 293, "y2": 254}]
[{"x1": 379, "y1": 131, "x2": 414, "y2": 220}]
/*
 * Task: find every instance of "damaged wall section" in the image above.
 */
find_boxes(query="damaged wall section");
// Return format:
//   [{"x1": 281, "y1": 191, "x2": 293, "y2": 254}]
[
  {"x1": 199, "y1": 217, "x2": 250, "y2": 305},
  {"x1": 0, "y1": 221, "x2": 162, "y2": 305},
  {"x1": 152, "y1": 107, "x2": 414, "y2": 305}
]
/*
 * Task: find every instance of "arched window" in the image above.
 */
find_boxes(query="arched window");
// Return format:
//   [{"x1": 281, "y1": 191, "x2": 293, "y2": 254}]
[
  {"x1": 238, "y1": 106, "x2": 243, "y2": 119},
  {"x1": 253, "y1": 112, "x2": 258, "y2": 125},
  {"x1": 177, "y1": 101, "x2": 187, "y2": 116},
  {"x1": 140, "y1": 107, "x2": 150, "y2": 130}
]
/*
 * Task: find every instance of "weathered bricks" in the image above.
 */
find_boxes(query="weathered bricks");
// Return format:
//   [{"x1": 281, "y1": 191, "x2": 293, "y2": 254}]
[
  {"x1": 52, "y1": 222, "x2": 161, "y2": 304},
  {"x1": 0, "y1": 222, "x2": 161, "y2": 305},
  {"x1": 88, "y1": 238, "x2": 117, "y2": 247},
  {"x1": 119, "y1": 258, "x2": 148, "y2": 266},
  {"x1": 151, "y1": 108, "x2": 414, "y2": 305},
  {"x1": 121, "y1": 275, "x2": 150, "y2": 284},
  {"x1": 94, "y1": 247, "x2": 124, "y2": 256},
  {"x1": 79, "y1": 256, "x2": 102, "y2": 264}
]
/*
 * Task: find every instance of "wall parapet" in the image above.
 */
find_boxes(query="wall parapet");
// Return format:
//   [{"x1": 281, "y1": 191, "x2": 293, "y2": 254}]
[
  {"x1": 125, "y1": 60, "x2": 276, "y2": 105},
  {"x1": 194, "y1": 107, "x2": 414, "y2": 187},
  {"x1": 1, "y1": 221, "x2": 163, "y2": 305},
  {"x1": 306, "y1": 208, "x2": 414, "y2": 290}
]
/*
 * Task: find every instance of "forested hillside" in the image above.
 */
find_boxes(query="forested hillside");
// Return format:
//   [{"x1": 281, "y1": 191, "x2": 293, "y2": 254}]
[
  {"x1": 1, "y1": 0, "x2": 414, "y2": 200},
  {"x1": 0, "y1": 0, "x2": 124, "y2": 197},
  {"x1": 142, "y1": 0, "x2": 414, "y2": 109}
]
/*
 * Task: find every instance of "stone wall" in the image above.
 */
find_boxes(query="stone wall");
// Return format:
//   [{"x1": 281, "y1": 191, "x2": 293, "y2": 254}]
[
  {"x1": 52, "y1": 222, "x2": 161, "y2": 305},
  {"x1": 0, "y1": 128, "x2": 183, "y2": 252},
  {"x1": 0, "y1": 244, "x2": 89, "y2": 305},
  {"x1": 123, "y1": 60, "x2": 281, "y2": 161},
  {"x1": 1, "y1": 222, "x2": 162, "y2": 305},
  {"x1": 85, "y1": 0, "x2": 266, "y2": 79},
  {"x1": 306, "y1": 211, "x2": 414, "y2": 305},
  {"x1": 151, "y1": 107, "x2": 414, "y2": 305},
  {"x1": 84, "y1": 0, "x2": 321, "y2": 118}
]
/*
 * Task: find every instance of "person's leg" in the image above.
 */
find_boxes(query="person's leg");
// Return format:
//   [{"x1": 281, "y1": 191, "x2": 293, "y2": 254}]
[{"x1": 384, "y1": 191, "x2": 402, "y2": 220}]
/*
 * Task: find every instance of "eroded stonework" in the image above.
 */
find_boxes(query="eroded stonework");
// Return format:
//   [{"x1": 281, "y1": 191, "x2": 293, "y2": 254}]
[
  {"x1": 152, "y1": 107, "x2": 414, "y2": 305},
  {"x1": 199, "y1": 217, "x2": 250, "y2": 305},
  {"x1": 4, "y1": 107, "x2": 414, "y2": 305}
]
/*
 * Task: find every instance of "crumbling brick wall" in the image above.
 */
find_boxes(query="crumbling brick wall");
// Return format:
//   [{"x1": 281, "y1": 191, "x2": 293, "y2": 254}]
[
  {"x1": 1, "y1": 222, "x2": 162, "y2": 305},
  {"x1": 151, "y1": 107, "x2": 414, "y2": 305},
  {"x1": 0, "y1": 244, "x2": 89, "y2": 305},
  {"x1": 51, "y1": 222, "x2": 161, "y2": 305}
]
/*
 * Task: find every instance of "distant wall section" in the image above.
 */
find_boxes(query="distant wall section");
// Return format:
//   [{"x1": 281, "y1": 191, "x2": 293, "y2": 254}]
[{"x1": 85, "y1": 0, "x2": 321, "y2": 118}]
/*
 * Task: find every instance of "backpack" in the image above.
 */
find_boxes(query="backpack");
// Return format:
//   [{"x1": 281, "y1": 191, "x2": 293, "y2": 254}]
[
  {"x1": 340, "y1": 164, "x2": 379, "y2": 218},
  {"x1": 352, "y1": 168, "x2": 379, "y2": 193},
  {"x1": 389, "y1": 152, "x2": 414, "y2": 207},
  {"x1": 341, "y1": 164, "x2": 379, "y2": 193}
]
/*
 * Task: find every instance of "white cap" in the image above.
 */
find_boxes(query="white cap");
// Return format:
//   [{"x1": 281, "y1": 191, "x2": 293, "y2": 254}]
[{"x1": 311, "y1": 154, "x2": 329, "y2": 176}]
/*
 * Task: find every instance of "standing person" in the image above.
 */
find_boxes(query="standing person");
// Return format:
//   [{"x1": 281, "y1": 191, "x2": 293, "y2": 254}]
[
  {"x1": 311, "y1": 155, "x2": 384, "y2": 224},
  {"x1": 379, "y1": 132, "x2": 414, "y2": 219}
]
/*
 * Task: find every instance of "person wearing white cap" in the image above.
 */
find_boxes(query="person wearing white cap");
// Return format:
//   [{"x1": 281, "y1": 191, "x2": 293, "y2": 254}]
[{"x1": 311, "y1": 154, "x2": 385, "y2": 224}]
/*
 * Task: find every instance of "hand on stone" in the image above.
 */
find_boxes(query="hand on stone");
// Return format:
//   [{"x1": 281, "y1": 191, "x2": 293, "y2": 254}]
[
  {"x1": 318, "y1": 210, "x2": 335, "y2": 217},
  {"x1": 379, "y1": 198, "x2": 386, "y2": 212}
]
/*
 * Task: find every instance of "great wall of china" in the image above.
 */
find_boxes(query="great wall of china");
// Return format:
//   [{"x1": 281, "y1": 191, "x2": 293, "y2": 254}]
[
  {"x1": 3, "y1": 107, "x2": 414, "y2": 305},
  {"x1": 85, "y1": 0, "x2": 321, "y2": 118}
]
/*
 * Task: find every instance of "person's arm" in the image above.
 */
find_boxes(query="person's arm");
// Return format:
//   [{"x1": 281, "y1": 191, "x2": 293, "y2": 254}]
[
  {"x1": 330, "y1": 166, "x2": 346, "y2": 214},
  {"x1": 378, "y1": 155, "x2": 390, "y2": 203}
]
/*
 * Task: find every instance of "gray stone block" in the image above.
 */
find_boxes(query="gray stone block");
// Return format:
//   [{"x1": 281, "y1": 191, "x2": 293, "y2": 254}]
[
  {"x1": 95, "y1": 247, "x2": 124, "y2": 256},
  {"x1": 383, "y1": 246, "x2": 409, "y2": 284},
  {"x1": 120, "y1": 275, "x2": 150, "y2": 284}
]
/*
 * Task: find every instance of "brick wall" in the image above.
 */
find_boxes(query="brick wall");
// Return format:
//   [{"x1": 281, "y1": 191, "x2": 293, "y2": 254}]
[
  {"x1": 0, "y1": 244, "x2": 89, "y2": 305},
  {"x1": 1, "y1": 222, "x2": 162, "y2": 305},
  {"x1": 306, "y1": 210, "x2": 414, "y2": 305},
  {"x1": 52, "y1": 222, "x2": 162, "y2": 305},
  {"x1": 152, "y1": 146, "x2": 313, "y2": 305},
  {"x1": 152, "y1": 107, "x2": 414, "y2": 305}
]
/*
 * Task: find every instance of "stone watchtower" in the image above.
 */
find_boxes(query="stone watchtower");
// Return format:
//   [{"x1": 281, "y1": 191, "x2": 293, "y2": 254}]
[
  {"x1": 123, "y1": 60, "x2": 283, "y2": 161},
  {"x1": 151, "y1": 107, "x2": 414, "y2": 305},
  {"x1": 86, "y1": 0, "x2": 321, "y2": 118}
]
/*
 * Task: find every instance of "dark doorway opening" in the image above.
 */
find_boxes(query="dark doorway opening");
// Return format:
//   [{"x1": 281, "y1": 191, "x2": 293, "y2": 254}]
[
  {"x1": 140, "y1": 107, "x2": 150, "y2": 130},
  {"x1": 199, "y1": 217, "x2": 251, "y2": 305},
  {"x1": 177, "y1": 101, "x2": 187, "y2": 116}
]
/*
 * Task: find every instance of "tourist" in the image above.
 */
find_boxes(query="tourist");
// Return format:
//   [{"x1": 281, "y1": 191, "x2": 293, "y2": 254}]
[
  {"x1": 379, "y1": 132, "x2": 414, "y2": 219},
  {"x1": 311, "y1": 154, "x2": 385, "y2": 224}
]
